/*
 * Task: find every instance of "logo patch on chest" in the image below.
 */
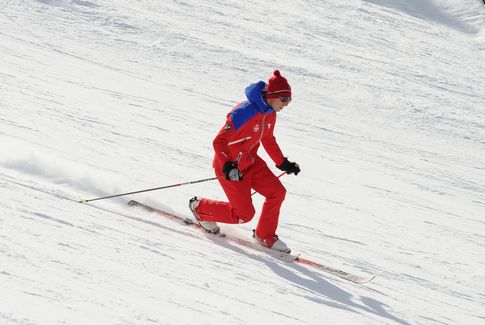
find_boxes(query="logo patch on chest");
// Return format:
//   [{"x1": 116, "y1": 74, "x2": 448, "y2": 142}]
[{"x1": 253, "y1": 124, "x2": 260, "y2": 132}]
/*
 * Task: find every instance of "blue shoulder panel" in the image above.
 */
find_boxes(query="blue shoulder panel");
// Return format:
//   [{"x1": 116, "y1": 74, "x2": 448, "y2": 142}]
[
  {"x1": 229, "y1": 81, "x2": 275, "y2": 131},
  {"x1": 230, "y1": 101, "x2": 259, "y2": 131}
]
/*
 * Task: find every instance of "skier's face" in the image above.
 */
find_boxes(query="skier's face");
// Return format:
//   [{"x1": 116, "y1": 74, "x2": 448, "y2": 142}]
[{"x1": 268, "y1": 97, "x2": 291, "y2": 112}]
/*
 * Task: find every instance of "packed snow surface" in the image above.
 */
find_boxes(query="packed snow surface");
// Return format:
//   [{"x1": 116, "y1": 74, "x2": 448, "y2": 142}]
[{"x1": 1, "y1": 0, "x2": 484, "y2": 324}]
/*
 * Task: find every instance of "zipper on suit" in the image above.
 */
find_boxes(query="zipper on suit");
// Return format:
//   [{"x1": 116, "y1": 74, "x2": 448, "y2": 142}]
[{"x1": 247, "y1": 115, "x2": 266, "y2": 163}]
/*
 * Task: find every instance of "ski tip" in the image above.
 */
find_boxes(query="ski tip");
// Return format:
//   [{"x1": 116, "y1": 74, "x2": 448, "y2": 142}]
[
  {"x1": 365, "y1": 275, "x2": 376, "y2": 283},
  {"x1": 351, "y1": 275, "x2": 376, "y2": 285},
  {"x1": 79, "y1": 200, "x2": 88, "y2": 204}
]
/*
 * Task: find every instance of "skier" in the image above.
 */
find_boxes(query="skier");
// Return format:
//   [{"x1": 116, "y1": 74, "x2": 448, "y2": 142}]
[{"x1": 189, "y1": 70, "x2": 300, "y2": 253}]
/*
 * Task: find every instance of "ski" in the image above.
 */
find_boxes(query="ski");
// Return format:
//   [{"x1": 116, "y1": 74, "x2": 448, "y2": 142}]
[
  {"x1": 295, "y1": 257, "x2": 375, "y2": 284},
  {"x1": 127, "y1": 200, "x2": 375, "y2": 284}
]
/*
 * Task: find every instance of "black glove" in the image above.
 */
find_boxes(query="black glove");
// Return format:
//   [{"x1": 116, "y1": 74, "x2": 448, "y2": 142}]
[
  {"x1": 277, "y1": 158, "x2": 300, "y2": 175},
  {"x1": 222, "y1": 161, "x2": 243, "y2": 181}
]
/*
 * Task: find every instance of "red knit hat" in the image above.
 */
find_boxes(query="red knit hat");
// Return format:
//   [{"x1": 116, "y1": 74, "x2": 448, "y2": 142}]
[{"x1": 266, "y1": 70, "x2": 291, "y2": 99}]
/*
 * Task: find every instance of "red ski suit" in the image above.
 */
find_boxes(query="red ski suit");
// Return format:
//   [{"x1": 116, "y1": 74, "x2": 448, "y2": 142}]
[{"x1": 196, "y1": 81, "x2": 287, "y2": 240}]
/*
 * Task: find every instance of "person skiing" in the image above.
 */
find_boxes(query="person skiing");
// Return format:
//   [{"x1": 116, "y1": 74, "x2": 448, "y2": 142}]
[{"x1": 189, "y1": 70, "x2": 300, "y2": 253}]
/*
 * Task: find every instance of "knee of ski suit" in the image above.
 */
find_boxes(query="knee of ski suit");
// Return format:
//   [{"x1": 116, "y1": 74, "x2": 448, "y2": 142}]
[
  {"x1": 235, "y1": 205, "x2": 256, "y2": 224},
  {"x1": 273, "y1": 185, "x2": 286, "y2": 203}
]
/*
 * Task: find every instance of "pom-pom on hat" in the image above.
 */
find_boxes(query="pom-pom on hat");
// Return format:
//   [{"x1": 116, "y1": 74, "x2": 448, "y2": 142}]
[{"x1": 266, "y1": 70, "x2": 291, "y2": 99}]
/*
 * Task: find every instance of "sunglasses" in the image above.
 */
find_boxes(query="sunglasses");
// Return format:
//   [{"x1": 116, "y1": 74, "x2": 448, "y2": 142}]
[{"x1": 280, "y1": 96, "x2": 292, "y2": 103}]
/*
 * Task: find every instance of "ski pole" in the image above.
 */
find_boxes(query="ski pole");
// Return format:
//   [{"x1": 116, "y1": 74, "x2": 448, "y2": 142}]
[
  {"x1": 79, "y1": 177, "x2": 218, "y2": 204},
  {"x1": 251, "y1": 172, "x2": 286, "y2": 196}
]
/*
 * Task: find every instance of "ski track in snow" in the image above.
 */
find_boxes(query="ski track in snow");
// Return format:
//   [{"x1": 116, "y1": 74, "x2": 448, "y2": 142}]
[{"x1": 1, "y1": 0, "x2": 484, "y2": 324}]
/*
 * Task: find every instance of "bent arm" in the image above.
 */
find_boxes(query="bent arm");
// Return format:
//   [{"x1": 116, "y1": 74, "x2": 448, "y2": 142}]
[{"x1": 261, "y1": 118, "x2": 285, "y2": 166}]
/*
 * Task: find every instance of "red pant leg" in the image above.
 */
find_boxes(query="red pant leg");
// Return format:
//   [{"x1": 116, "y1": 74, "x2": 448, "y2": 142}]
[{"x1": 251, "y1": 157, "x2": 286, "y2": 240}]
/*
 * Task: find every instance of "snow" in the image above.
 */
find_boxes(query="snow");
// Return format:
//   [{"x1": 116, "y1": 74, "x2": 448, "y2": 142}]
[{"x1": 1, "y1": 0, "x2": 484, "y2": 324}]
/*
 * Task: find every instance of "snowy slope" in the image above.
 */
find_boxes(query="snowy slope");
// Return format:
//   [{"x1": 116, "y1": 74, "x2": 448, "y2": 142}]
[{"x1": 1, "y1": 0, "x2": 484, "y2": 324}]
